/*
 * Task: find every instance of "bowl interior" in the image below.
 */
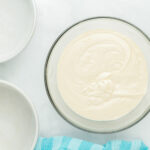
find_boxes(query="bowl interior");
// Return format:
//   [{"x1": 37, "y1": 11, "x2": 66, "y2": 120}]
[
  {"x1": 0, "y1": 0, "x2": 36, "y2": 62},
  {"x1": 0, "y1": 81, "x2": 38, "y2": 150},
  {"x1": 45, "y1": 17, "x2": 150, "y2": 133}
]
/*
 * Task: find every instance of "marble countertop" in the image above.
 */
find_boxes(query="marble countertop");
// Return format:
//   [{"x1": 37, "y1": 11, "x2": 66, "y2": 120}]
[{"x1": 0, "y1": 0, "x2": 150, "y2": 147}]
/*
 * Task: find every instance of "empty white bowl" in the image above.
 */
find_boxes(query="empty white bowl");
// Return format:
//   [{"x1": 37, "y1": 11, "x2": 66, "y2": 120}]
[
  {"x1": 0, "y1": 0, "x2": 36, "y2": 62},
  {"x1": 0, "y1": 80, "x2": 38, "y2": 150}
]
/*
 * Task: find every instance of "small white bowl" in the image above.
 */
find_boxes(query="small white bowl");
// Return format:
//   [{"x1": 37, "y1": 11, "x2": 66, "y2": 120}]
[
  {"x1": 0, "y1": 80, "x2": 38, "y2": 150},
  {"x1": 0, "y1": 0, "x2": 36, "y2": 63}
]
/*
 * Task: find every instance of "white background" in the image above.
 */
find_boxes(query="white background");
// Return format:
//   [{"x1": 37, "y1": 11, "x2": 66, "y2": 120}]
[{"x1": 0, "y1": 0, "x2": 150, "y2": 147}]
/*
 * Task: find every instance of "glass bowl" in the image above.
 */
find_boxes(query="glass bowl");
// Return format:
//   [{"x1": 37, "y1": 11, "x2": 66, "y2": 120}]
[{"x1": 44, "y1": 17, "x2": 150, "y2": 133}]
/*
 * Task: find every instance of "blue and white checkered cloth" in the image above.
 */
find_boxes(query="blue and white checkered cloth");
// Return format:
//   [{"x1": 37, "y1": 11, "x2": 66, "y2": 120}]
[{"x1": 34, "y1": 136, "x2": 148, "y2": 150}]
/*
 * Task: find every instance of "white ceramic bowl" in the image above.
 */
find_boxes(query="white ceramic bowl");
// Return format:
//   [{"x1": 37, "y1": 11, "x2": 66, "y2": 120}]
[
  {"x1": 0, "y1": 0, "x2": 36, "y2": 63},
  {"x1": 0, "y1": 80, "x2": 38, "y2": 150},
  {"x1": 45, "y1": 17, "x2": 150, "y2": 133}
]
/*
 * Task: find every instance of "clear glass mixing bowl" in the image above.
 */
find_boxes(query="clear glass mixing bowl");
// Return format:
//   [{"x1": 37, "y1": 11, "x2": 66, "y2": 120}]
[{"x1": 44, "y1": 17, "x2": 150, "y2": 133}]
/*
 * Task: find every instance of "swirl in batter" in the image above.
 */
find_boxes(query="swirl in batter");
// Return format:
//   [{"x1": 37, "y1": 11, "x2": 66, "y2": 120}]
[{"x1": 57, "y1": 30, "x2": 148, "y2": 121}]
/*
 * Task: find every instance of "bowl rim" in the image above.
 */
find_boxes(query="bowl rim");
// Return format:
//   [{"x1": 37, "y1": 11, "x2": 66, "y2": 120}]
[
  {"x1": 0, "y1": 0, "x2": 37, "y2": 63},
  {"x1": 44, "y1": 16, "x2": 150, "y2": 133},
  {"x1": 0, "y1": 80, "x2": 39, "y2": 149}
]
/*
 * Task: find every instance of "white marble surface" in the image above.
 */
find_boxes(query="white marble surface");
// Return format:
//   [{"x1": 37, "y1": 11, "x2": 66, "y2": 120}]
[{"x1": 0, "y1": 0, "x2": 150, "y2": 147}]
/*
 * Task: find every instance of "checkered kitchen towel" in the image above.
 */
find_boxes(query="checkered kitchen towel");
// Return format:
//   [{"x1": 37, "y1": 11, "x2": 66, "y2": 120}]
[{"x1": 34, "y1": 136, "x2": 148, "y2": 150}]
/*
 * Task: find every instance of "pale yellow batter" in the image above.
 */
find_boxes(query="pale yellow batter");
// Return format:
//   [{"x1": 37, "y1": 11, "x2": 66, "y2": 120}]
[{"x1": 57, "y1": 30, "x2": 148, "y2": 121}]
